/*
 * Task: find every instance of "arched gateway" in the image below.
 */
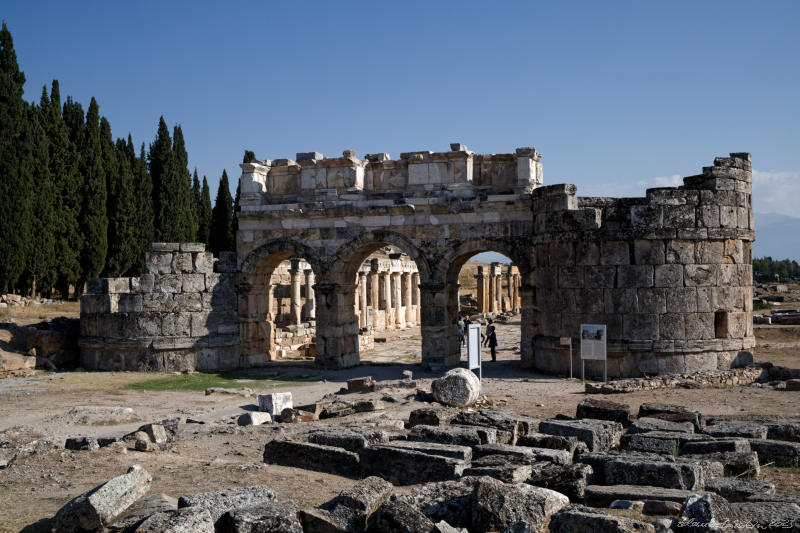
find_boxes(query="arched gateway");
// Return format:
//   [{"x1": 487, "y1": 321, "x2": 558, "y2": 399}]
[
  {"x1": 79, "y1": 144, "x2": 755, "y2": 377},
  {"x1": 235, "y1": 145, "x2": 755, "y2": 374}
]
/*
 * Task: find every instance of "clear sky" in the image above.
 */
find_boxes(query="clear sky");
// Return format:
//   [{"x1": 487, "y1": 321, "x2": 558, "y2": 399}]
[{"x1": 5, "y1": 1, "x2": 800, "y2": 229}]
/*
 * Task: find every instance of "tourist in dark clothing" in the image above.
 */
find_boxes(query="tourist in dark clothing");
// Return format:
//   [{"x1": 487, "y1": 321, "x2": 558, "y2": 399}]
[
  {"x1": 487, "y1": 325, "x2": 497, "y2": 361},
  {"x1": 482, "y1": 318, "x2": 493, "y2": 347}
]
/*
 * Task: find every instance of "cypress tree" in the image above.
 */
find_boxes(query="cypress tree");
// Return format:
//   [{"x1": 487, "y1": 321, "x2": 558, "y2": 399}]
[
  {"x1": 49, "y1": 82, "x2": 82, "y2": 298},
  {"x1": 191, "y1": 168, "x2": 201, "y2": 240},
  {"x1": 209, "y1": 170, "x2": 234, "y2": 255},
  {"x1": 105, "y1": 136, "x2": 137, "y2": 276},
  {"x1": 133, "y1": 142, "x2": 154, "y2": 272},
  {"x1": 26, "y1": 97, "x2": 57, "y2": 296},
  {"x1": 0, "y1": 23, "x2": 34, "y2": 293},
  {"x1": 242, "y1": 150, "x2": 255, "y2": 164},
  {"x1": 197, "y1": 176, "x2": 212, "y2": 246},
  {"x1": 99, "y1": 116, "x2": 118, "y2": 276},
  {"x1": 148, "y1": 116, "x2": 172, "y2": 239},
  {"x1": 167, "y1": 124, "x2": 195, "y2": 242},
  {"x1": 77, "y1": 97, "x2": 107, "y2": 291}
]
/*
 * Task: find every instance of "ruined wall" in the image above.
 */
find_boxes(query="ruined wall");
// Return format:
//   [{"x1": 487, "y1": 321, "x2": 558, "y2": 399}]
[
  {"x1": 530, "y1": 154, "x2": 754, "y2": 376},
  {"x1": 79, "y1": 243, "x2": 239, "y2": 371}
]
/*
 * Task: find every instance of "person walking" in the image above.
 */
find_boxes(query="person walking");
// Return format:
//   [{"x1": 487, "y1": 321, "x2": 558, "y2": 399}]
[
  {"x1": 482, "y1": 317, "x2": 493, "y2": 347},
  {"x1": 487, "y1": 324, "x2": 498, "y2": 362},
  {"x1": 457, "y1": 317, "x2": 465, "y2": 348}
]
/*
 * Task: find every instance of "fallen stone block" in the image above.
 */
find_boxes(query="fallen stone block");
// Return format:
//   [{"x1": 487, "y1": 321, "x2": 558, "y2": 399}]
[
  {"x1": 432, "y1": 368, "x2": 481, "y2": 407},
  {"x1": 610, "y1": 499, "x2": 645, "y2": 511},
  {"x1": 474, "y1": 443, "x2": 572, "y2": 466},
  {"x1": 539, "y1": 418, "x2": 623, "y2": 452},
  {"x1": 681, "y1": 451, "x2": 761, "y2": 478},
  {"x1": 396, "y1": 477, "x2": 482, "y2": 529},
  {"x1": 408, "y1": 407, "x2": 459, "y2": 427},
  {"x1": 237, "y1": 412, "x2": 272, "y2": 426},
  {"x1": 549, "y1": 503, "x2": 656, "y2": 533},
  {"x1": 765, "y1": 422, "x2": 800, "y2": 443},
  {"x1": 257, "y1": 392, "x2": 292, "y2": 416},
  {"x1": 306, "y1": 427, "x2": 395, "y2": 452},
  {"x1": 353, "y1": 399, "x2": 384, "y2": 413},
  {"x1": 433, "y1": 520, "x2": 465, "y2": 533},
  {"x1": 65, "y1": 436, "x2": 99, "y2": 451},
  {"x1": 360, "y1": 445, "x2": 467, "y2": 485},
  {"x1": 604, "y1": 457, "x2": 714, "y2": 490},
  {"x1": 516, "y1": 432, "x2": 580, "y2": 453},
  {"x1": 134, "y1": 507, "x2": 215, "y2": 532},
  {"x1": 108, "y1": 493, "x2": 178, "y2": 532},
  {"x1": 409, "y1": 424, "x2": 496, "y2": 446},
  {"x1": 140, "y1": 423, "x2": 169, "y2": 445},
  {"x1": 373, "y1": 499, "x2": 435, "y2": 532},
  {"x1": 576, "y1": 398, "x2": 633, "y2": 427},
  {"x1": 52, "y1": 464, "x2": 152, "y2": 532},
  {"x1": 135, "y1": 439, "x2": 156, "y2": 452},
  {"x1": 451, "y1": 409, "x2": 540, "y2": 441},
  {"x1": 703, "y1": 421, "x2": 768, "y2": 439},
  {"x1": 329, "y1": 476, "x2": 394, "y2": 525},
  {"x1": 748, "y1": 439, "x2": 800, "y2": 467},
  {"x1": 679, "y1": 438, "x2": 751, "y2": 455},
  {"x1": 216, "y1": 500, "x2": 302, "y2": 533},
  {"x1": 622, "y1": 430, "x2": 708, "y2": 455},
  {"x1": 379, "y1": 440, "x2": 472, "y2": 461},
  {"x1": 704, "y1": 477, "x2": 776, "y2": 503},
  {"x1": 263, "y1": 439, "x2": 360, "y2": 477},
  {"x1": 527, "y1": 462, "x2": 593, "y2": 502},
  {"x1": 638, "y1": 402, "x2": 703, "y2": 431},
  {"x1": 463, "y1": 455, "x2": 533, "y2": 483},
  {"x1": 178, "y1": 485, "x2": 277, "y2": 524},
  {"x1": 679, "y1": 492, "x2": 740, "y2": 533},
  {"x1": 320, "y1": 401, "x2": 357, "y2": 419},
  {"x1": 347, "y1": 376, "x2": 374, "y2": 392},
  {"x1": 471, "y1": 477, "x2": 569, "y2": 533},
  {"x1": 729, "y1": 502, "x2": 800, "y2": 532},
  {"x1": 628, "y1": 416, "x2": 695, "y2": 434},
  {"x1": 584, "y1": 484, "x2": 698, "y2": 507},
  {"x1": 642, "y1": 499, "x2": 682, "y2": 516}
]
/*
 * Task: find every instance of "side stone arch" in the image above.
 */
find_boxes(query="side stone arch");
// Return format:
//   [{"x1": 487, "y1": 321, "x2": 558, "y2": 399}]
[{"x1": 238, "y1": 238, "x2": 323, "y2": 365}]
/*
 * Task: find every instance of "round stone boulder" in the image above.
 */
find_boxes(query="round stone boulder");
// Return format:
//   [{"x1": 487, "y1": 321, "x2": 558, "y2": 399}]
[{"x1": 432, "y1": 368, "x2": 481, "y2": 407}]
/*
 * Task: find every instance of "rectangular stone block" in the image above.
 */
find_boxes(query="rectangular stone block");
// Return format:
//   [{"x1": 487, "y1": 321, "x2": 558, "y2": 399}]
[
  {"x1": 637, "y1": 288, "x2": 667, "y2": 313},
  {"x1": 720, "y1": 205, "x2": 738, "y2": 228},
  {"x1": 654, "y1": 264, "x2": 683, "y2": 287},
  {"x1": 359, "y1": 445, "x2": 467, "y2": 484},
  {"x1": 684, "y1": 264, "x2": 718, "y2": 287},
  {"x1": 161, "y1": 313, "x2": 191, "y2": 336},
  {"x1": 153, "y1": 274, "x2": 182, "y2": 294},
  {"x1": 558, "y1": 266, "x2": 584, "y2": 288},
  {"x1": 179, "y1": 242, "x2": 206, "y2": 252},
  {"x1": 617, "y1": 265, "x2": 653, "y2": 288},
  {"x1": 623, "y1": 313, "x2": 658, "y2": 340},
  {"x1": 604, "y1": 457, "x2": 710, "y2": 489},
  {"x1": 117, "y1": 294, "x2": 142, "y2": 313},
  {"x1": 107, "y1": 277, "x2": 131, "y2": 294},
  {"x1": 634, "y1": 240, "x2": 665, "y2": 265},
  {"x1": 600, "y1": 241, "x2": 629, "y2": 265},
  {"x1": 145, "y1": 252, "x2": 173, "y2": 275},
  {"x1": 182, "y1": 274, "x2": 206, "y2": 293},
  {"x1": 173, "y1": 293, "x2": 203, "y2": 312},
  {"x1": 666, "y1": 287, "x2": 697, "y2": 313},
  {"x1": 604, "y1": 289, "x2": 637, "y2": 313},
  {"x1": 263, "y1": 440, "x2": 359, "y2": 477},
  {"x1": 748, "y1": 439, "x2": 800, "y2": 467},
  {"x1": 131, "y1": 274, "x2": 154, "y2": 293},
  {"x1": 659, "y1": 313, "x2": 685, "y2": 340},
  {"x1": 136, "y1": 314, "x2": 160, "y2": 336},
  {"x1": 408, "y1": 425, "x2": 496, "y2": 446},
  {"x1": 81, "y1": 294, "x2": 114, "y2": 314},
  {"x1": 666, "y1": 240, "x2": 695, "y2": 264},
  {"x1": 695, "y1": 241, "x2": 724, "y2": 263},
  {"x1": 584, "y1": 266, "x2": 616, "y2": 288},
  {"x1": 685, "y1": 312, "x2": 714, "y2": 339},
  {"x1": 539, "y1": 419, "x2": 623, "y2": 452},
  {"x1": 699, "y1": 205, "x2": 720, "y2": 227},
  {"x1": 663, "y1": 205, "x2": 695, "y2": 227},
  {"x1": 172, "y1": 252, "x2": 194, "y2": 273},
  {"x1": 575, "y1": 241, "x2": 600, "y2": 265},
  {"x1": 549, "y1": 242, "x2": 575, "y2": 265},
  {"x1": 193, "y1": 252, "x2": 214, "y2": 274}
]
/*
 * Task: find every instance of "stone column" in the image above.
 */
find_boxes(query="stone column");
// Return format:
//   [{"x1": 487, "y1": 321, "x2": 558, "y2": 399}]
[
  {"x1": 403, "y1": 272, "x2": 414, "y2": 325},
  {"x1": 393, "y1": 272, "x2": 404, "y2": 328},
  {"x1": 514, "y1": 274, "x2": 521, "y2": 312},
  {"x1": 290, "y1": 259, "x2": 302, "y2": 325},
  {"x1": 369, "y1": 259, "x2": 380, "y2": 318},
  {"x1": 382, "y1": 272, "x2": 393, "y2": 328},
  {"x1": 304, "y1": 269, "x2": 315, "y2": 320},
  {"x1": 493, "y1": 263, "x2": 502, "y2": 313},
  {"x1": 475, "y1": 266, "x2": 487, "y2": 314},
  {"x1": 359, "y1": 272, "x2": 368, "y2": 328},
  {"x1": 505, "y1": 267, "x2": 513, "y2": 312},
  {"x1": 413, "y1": 272, "x2": 421, "y2": 325},
  {"x1": 489, "y1": 263, "x2": 498, "y2": 313}
]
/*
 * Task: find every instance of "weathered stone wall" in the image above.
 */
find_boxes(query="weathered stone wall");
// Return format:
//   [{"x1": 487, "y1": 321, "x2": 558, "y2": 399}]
[
  {"x1": 530, "y1": 154, "x2": 754, "y2": 377},
  {"x1": 79, "y1": 243, "x2": 239, "y2": 371}
]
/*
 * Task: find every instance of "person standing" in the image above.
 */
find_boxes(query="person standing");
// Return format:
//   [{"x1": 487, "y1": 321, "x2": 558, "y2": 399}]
[
  {"x1": 487, "y1": 324, "x2": 498, "y2": 362},
  {"x1": 482, "y1": 317, "x2": 493, "y2": 347},
  {"x1": 457, "y1": 316, "x2": 465, "y2": 348}
]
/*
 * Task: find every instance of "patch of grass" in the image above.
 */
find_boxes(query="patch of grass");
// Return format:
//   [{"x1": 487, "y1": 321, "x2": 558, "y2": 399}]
[
  {"x1": 754, "y1": 300, "x2": 773, "y2": 311},
  {"x1": 122, "y1": 371, "x2": 318, "y2": 392}
]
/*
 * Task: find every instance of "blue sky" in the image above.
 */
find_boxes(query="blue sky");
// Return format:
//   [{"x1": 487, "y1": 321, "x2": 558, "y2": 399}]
[{"x1": 5, "y1": 1, "x2": 800, "y2": 258}]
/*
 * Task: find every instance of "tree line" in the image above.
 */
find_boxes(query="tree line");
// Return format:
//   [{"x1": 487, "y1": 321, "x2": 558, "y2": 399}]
[
  {"x1": 0, "y1": 23, "x2": 241, "y2": 297},
  {"x1": 753, "y1": 257, "x2": 800, "y2": 281}
]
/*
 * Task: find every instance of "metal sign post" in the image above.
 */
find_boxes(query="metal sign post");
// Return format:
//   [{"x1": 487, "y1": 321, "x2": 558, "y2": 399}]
[
  {"x1": 467, "y1": 323, "x2": 482, "y2": 390},
  {"x1": 580, "y1": 324, "x2": 608, "y2": 383},
  {"x1": 559, "y1": 337, "x2": 572, "y2": 379}
]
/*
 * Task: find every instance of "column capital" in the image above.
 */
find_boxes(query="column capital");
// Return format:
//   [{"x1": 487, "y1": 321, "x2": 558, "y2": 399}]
[
  {"x1": 370, "y1": 258, "x2": 380, "y2": 273},
  {"x1": 290, "y1": 258, "x2": 303, "y2": 271}
]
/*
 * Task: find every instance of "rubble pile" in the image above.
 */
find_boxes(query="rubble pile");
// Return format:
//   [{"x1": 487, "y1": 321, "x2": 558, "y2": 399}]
[{"x1": 43, "y1": 389, "x2": 800, "y2": 532}]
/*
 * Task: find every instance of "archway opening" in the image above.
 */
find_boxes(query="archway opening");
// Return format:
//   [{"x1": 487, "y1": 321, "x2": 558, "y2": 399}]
[
  {"x1": 447, "y1": 250, "x2": 526, "y2": 366},
  {"x1": 239, "y1": 245, "x2": 321, "y2": 365}
]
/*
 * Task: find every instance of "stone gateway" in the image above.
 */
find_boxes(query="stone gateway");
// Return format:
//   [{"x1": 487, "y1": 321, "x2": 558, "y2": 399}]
[{"x1": 80, "y1": 145, "x2": 754, "y2": 377}]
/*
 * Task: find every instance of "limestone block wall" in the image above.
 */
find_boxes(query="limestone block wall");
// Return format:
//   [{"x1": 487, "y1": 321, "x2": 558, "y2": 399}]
[
  {"x1": 79, "y1": 243, "x2": 239, "y2": 371},
  {"x1": 529, "y1": 154, "x2": 754, "y2": 377}
]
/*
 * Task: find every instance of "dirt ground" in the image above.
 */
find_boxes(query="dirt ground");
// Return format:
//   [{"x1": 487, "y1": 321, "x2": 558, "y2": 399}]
[{"x1": 1, "y1": 319, "x2": 799, "y2": 532}]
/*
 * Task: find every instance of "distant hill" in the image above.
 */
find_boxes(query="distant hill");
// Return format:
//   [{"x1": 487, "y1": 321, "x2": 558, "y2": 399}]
[{"x1": 753, "y1": 212, "x2": 800, "y2": 261}]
